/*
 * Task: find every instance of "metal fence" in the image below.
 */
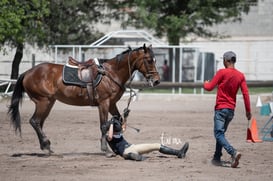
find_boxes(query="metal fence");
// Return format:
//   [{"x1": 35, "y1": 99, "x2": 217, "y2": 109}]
[{"x1": 1, "y1": 30, "x2": 273, "y2": 96}]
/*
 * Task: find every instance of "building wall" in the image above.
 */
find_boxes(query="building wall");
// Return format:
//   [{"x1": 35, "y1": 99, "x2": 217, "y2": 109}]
[
  {"x1": 183, "y1": 0, "x2": 273, "y2": 80},
  {"x1": 184, "y1": 39, "x2": 273, "y2": 80},
  {"x1": 0, "y1": 45, "x2": 54, "y2": 79},
  {"x1": 211, "y1": 0, "x2": 273, "y2": 37}
]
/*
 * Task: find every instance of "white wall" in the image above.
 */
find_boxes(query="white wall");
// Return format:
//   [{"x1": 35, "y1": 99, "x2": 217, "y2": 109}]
[
  {"x1": 184, "y1": 39, "x2": 273, "y2": 80},
  {"x1": 0, "y1": 45, "x2": 54, "y2": 79}
]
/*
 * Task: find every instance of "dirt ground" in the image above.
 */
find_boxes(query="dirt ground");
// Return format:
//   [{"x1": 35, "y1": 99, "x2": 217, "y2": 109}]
[{"x1": 0, "y1": 93, "x2": 272, "y2": 181}]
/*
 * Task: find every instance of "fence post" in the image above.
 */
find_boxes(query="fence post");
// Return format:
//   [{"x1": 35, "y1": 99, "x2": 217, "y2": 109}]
[
  {"x1": 32, "y1": 54, "x2": 35, "y2": 67},
  {"x1": 81, "y1": 53, "x2": 85, "y2": 62}
]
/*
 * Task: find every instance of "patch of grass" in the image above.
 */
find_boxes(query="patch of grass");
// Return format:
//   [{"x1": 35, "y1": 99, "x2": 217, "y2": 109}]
[
  {"x1": 248, "y1": 87, "x2": 273, "y2": 94},
  {"x1": 140, "y1": 87, "x2": 273, "y2": 95}
]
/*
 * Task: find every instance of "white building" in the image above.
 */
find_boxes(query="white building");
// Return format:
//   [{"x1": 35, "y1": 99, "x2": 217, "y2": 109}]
[{"x1": 183, "y1": 0, "x2": 273, "y2": 80}]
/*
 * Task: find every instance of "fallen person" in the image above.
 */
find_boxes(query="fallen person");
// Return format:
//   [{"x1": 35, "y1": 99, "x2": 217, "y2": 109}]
[{"x1": 105, "y1": 116, "x2": 189, "y2": 161}]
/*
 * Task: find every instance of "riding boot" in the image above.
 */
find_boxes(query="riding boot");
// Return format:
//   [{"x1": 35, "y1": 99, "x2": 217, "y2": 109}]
[
  {"x1": 159, "y1": 142, "x2": 189, "y2": 158},
  {"x1": 178, "y1": 142, "x2": 189, "y2": 158}
]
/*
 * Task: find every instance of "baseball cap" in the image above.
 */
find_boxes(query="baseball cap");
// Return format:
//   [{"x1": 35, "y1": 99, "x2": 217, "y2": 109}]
[{"x1": 223, "y1": 51, "x2": 236, "y2": 61}]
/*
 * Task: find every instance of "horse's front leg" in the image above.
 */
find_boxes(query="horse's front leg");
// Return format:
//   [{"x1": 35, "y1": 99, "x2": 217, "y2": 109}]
[{"x1": 98, "y1": 102, "x2": 113, "y2": 156}]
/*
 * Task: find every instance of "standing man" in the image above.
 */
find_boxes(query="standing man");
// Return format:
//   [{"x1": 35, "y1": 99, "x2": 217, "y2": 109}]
[
  {"x1": 162, "y1": 59, "x2": 170, "y2": 81},
  {"x1": 203, "y1": 51, "x2": 252, "y2": 168}
]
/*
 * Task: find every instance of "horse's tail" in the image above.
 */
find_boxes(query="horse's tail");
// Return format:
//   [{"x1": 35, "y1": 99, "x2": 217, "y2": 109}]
[{"x1": 8, "y1": 72, "x2": 26, "y2": 135}]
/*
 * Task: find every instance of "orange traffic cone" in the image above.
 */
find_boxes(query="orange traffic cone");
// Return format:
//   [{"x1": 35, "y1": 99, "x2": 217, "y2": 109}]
[{"x1": 247, "y1": 117, "x2": 263, "y2": 143}]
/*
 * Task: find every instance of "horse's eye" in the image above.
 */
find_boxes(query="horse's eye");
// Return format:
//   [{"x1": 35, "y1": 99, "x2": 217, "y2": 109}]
[
  {"x1": 145, "y1": 56, "x2": 155, "y2": 64},
  {"x1": 147, "y1": 59, "x2": 153, "y2": 64},
  {"x1": 150, "y1": 57, "x2": 156, "y2": 64}
]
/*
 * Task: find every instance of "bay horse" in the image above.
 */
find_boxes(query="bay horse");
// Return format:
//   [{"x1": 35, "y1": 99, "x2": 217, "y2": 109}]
[{"x1": 8, "y1": 44, "x2": 160, "y2": 155}]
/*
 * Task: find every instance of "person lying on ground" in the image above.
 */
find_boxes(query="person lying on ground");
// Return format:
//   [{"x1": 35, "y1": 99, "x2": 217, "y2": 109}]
[{"x1": 104, "y1": 116, "x2": 189, "y2": 161}]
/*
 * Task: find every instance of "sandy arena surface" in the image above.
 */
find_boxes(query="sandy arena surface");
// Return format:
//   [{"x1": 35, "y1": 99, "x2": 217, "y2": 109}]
[{"x1": 0, "y1": 93, "x2": 272, "y2": 181}]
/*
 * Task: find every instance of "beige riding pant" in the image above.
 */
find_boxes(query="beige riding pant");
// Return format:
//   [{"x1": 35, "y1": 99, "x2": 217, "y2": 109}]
[{"x1": 123, "y1": 143, "x2": 161, "y2": 156}]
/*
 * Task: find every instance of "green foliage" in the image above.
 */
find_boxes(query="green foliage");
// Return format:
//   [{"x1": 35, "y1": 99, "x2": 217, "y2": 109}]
[
  {"x1": 0, "y1": 0, "x2": 259, "y2": 49},
  {"x1": 0, "y1": 0, "x2": 49, "y2": 47},
  {"x1": 141, "y1": 87, "x2": 272, "y2": 95},
  {"x1": 42, "y1": 1, "x2": 105, "y2": 45},
  {"x1": 0, "y1": 0, "x2": 107, "y2": 50},
  {"x1": 0, "y1": 0, "x2": 108, "y2": 79},
  {"x1": 106, "y1": 0, "x2": 258, "y2": 45}
]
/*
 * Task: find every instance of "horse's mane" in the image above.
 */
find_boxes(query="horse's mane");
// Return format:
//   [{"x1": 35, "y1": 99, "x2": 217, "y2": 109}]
[
  {"x1": 120, "y1": 46, "x2": 133, "y2": 55},
  {"x1": 120, "y1": 46, "x2": 145, "y2": 55},
  {"x1": 116, "y1": 46, "x2": 135, "y2": 62},
  {"x1": 101, "y1": 46, "x2": 147, "y2": 63},
  {"x1": 98, "y1": 47, "x2": 133, "y2": 63}
]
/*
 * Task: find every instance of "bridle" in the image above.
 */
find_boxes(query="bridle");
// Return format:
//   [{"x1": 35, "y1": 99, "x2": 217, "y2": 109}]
[
  {"x1": 123, "y1": 47, "x2": 158, "y2": 119},
  {"x1": 127, "y1": 47, "x2": 158, "y2": 87}
]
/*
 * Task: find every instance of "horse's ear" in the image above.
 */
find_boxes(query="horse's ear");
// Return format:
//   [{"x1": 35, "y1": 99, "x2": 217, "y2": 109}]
[
  {"x1": 128, "y1": 46, "x2": 132, "y2": 51},
  {"x1": 143, "y1": 43, "x2": 147, "y2": 53}
]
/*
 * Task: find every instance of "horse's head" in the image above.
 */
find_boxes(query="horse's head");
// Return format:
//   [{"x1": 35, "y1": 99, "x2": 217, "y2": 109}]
[{"x1": 131, "y1": 44, "x2": 160, "y2": 87}]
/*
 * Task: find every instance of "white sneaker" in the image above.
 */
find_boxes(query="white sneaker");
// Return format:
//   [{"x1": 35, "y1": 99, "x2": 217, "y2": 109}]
[{"x1": 231, "y1": 152, "x2": 241, "y2": 168}]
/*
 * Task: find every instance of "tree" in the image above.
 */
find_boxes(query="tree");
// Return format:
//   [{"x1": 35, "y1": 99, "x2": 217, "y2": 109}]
[
  {"x1": 106, "y1": 0, "x2": 258, "y2": 45},
  {"x1": 42, "y1": 1, "x2": 106, "y2": 45},
  {"x1": 0, "y1": 0, "x2": 50, "y2": 79},
  {"x1": 0, "y1": 0, "x2": 106, "y2": 80},
  {"x1": 105, "y1": 0, "x2": 257, "y2": 82}
]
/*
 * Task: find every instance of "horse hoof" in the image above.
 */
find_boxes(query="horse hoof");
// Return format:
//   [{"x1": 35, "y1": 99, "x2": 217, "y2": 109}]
[
  {"x1": 41, "y1": 146, "x2": 54, "y2": 154},
  {"x1": 41, "y1": 149, "x2": 54, "y2": 157},
  {"x1": 40, "y1": 140, "x2": 52, "y2": 152},
  {"x1": 105, "y1": 152, "x2": 116, "y2": 158},
  {"x1": 48, "y1": 149, "x2": 54, "y2": 154}
]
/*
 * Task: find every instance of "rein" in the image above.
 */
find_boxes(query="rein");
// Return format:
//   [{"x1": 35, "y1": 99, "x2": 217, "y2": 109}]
[
  {"x1": 123, "y1": 51, "x2": 137, "y2": 120},
  {"x1": 101, "y1": 47, "x2": 154, "y2": 121},
  {"x1": 124, "y1": 47, "x2": 156, "y2": 114},
  {"x1": 104, "y1": 69, "x2": 126, "y2": 92}
]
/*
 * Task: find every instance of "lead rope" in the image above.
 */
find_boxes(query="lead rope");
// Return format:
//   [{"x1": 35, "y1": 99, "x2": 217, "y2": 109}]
[{"x1": 123, "y1": 52, "x2": 138, "y2": 124}]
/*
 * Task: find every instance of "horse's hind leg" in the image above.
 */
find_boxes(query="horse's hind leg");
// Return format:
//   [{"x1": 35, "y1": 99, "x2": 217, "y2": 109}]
[{"x1": 30, "y1": 99, "x2": 56, "y2": 153}]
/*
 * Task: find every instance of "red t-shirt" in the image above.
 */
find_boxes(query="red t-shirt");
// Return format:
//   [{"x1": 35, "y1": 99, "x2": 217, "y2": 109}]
[{"x1": 203, "y1": 68, "x2": 251, "y2": 113}]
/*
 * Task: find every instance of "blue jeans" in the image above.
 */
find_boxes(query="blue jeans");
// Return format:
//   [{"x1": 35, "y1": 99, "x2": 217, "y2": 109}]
[{"x1": 213, "y1": 109, "x2": 236, "y2": 160}]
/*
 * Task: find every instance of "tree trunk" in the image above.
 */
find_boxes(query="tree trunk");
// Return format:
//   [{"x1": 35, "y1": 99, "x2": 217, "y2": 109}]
[{"x1": 11, "y1": 43, "x2": 23, "y2": 79}]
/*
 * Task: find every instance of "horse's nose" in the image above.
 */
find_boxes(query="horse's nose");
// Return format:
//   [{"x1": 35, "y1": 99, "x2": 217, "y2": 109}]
[{"x1": 153, "y1": 80, "x2": 160, "y2": 86}]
